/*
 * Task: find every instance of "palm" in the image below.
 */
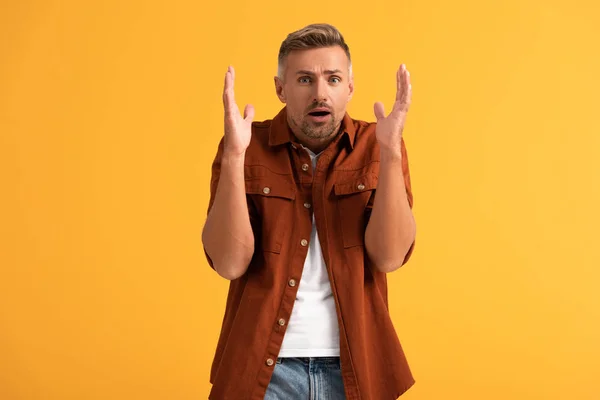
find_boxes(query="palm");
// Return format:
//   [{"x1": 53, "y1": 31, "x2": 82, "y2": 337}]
[
  {"x1": 223, "y1": 66, "x2": 254, "y2": 155},
  {"x1": 374, "y1": 64, "x2": 412, "y2": 154}
]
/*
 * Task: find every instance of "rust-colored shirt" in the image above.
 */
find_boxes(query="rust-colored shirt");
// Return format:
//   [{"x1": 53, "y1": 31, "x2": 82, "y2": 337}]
[{"x1": 205, "y1": 106, "x2": 416, "y2": 400}]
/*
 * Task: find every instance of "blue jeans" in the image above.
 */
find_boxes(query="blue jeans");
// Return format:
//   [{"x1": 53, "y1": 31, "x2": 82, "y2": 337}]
[{"x1": 264, "y1": 357, "x2": 346, "y2": 400}]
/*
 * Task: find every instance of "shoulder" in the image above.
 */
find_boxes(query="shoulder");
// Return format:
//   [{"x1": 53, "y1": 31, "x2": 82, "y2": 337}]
[
  {"x1": 346, "y1": 116, "x2": 380, "y2": 159},
  {"x1": 353, "y1": 118, "x2": 377, "y2": 138},
  {"x1": 251, "y1": 118, "x2": 273, "y2": 130},
  {"x1": 246, "y1": 118, "x2": 273, "y2": 152},
  {"x1": 347, "y1": 116, "x2": 410, "y2": 155},
  {"x1": 245, "y1": 117, "x2": 289, "y2": 171},
  {"x1": 250, "y1": 118, "x2": 272, "y2": 136}
]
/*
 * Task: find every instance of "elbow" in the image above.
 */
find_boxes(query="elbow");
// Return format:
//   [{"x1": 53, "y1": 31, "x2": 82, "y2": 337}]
[
  {"x1": 202, "y1": 229, "x2": 254, "y2": 281},
  {"x1": 365, "y1": 238, "x2": 415, "y2": 274},
  {"x1": 370, "y1": 258, "x2": 404, "y2": 274},
  {"x1": 218, "y1": 250, "x2": 254, "y2": 280},
  {"x1": 213, "y1": 263, "x2": 247, "y2": 280},
  {"x1": 205, "y1": 248, "x2": 253, "y2": 281},
  {"x1": 365, "y1": 245, "x2": 404, "y2": 273}
]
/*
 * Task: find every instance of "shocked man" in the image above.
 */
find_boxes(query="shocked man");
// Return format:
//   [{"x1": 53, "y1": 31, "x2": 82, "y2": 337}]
[{"x1": 202, "y1": 23, "x2": 417, "y2": 400}]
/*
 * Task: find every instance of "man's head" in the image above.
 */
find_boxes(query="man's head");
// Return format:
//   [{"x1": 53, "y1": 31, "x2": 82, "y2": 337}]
[{"x1": 274, "y1": 24, "x2": 354, "y2": 149}]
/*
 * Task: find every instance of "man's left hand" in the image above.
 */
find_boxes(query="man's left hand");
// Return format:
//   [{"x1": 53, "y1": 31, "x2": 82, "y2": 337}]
[{"x1": 373, "y1": 64, "x2": 412, "y2": 157}]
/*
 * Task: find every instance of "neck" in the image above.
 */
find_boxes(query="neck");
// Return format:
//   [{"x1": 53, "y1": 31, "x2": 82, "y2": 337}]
[
  {"x1": 297, "y1": 136, "x2": 335, "y2": 154},
  {"x1": 288, "y1": 122, "x2": 343, "y2": 154}
]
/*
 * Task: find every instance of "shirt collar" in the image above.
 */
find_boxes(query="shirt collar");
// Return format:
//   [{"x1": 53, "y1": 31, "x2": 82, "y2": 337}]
[{"x1": 268, "y1": 106, "x2": 357, "y2": 150}]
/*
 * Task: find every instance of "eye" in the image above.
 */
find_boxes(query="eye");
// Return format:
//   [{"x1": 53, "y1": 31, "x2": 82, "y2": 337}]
[
  {"x1": 298, "y1": 76, "x2": 311, "y2": 84},
  {"x1": 330, "y1": 76, "x2": 342, "y2": 84}
]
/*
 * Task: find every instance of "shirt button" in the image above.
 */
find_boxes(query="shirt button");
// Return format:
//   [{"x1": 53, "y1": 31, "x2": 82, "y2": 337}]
[
  {"x1": 301, "y1": 239, "x2": 308, "y2": 247},
  {"x1": 266, "y1": 358, "x2": 274, "y2": 366},
  {"x1": 301, "y1": 164, "x2": 309, "y2": 171},
  {"x1": 288, "y1": 278, "x2": 296, "y2": 287},
  {"x1": 263, "y1": 187, "x2": 271, "y2": 194},
  {"x1": 304, "y1": 202, "x2": 311, "y2": 209},
  {"x1": 357, "y1": 183, "x2": 366, "y2": 190},
  {"x1": 278, "y1": 318, "x2": 286, "y2": 326}
]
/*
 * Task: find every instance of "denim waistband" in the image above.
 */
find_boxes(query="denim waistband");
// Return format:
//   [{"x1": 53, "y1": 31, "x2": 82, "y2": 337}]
[{"x1": 279, "y1": 356, "x2": 340, "y2": 365}]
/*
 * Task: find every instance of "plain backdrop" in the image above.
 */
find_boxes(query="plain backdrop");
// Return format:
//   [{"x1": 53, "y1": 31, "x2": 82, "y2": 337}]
[{"x1": 1, "y1": 0, "x2": 599, "y2": 399}]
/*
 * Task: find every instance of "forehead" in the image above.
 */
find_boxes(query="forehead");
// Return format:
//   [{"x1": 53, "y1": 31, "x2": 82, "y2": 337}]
[{"x1": 284, "y1": 46, "x2": 350, "y2": 74}]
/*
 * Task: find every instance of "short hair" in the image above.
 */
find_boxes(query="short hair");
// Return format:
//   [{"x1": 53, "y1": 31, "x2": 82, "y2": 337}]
[{"x1": 277, "y1": 23, "x2": 352, "y2": 79}]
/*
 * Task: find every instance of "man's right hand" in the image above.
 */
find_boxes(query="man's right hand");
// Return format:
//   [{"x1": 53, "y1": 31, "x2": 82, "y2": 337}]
[
  {"x1": 223, "y1": 66, "x2": 255, "y2": 156},
  {"x1": 203, "y1": 66, "x2": 256, "y2": 280}
]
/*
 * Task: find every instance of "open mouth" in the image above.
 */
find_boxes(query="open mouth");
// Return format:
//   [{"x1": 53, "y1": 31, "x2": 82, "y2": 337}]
[
  {"x1": 308, "y1": 111, "x2": 331, "y2": 117},
  {"x1": 307, "y1": 109, "x2": 332, "y2": 123}
]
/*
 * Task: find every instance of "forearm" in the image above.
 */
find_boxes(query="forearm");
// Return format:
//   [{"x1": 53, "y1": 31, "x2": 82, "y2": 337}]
[
  {"x1": 202, "y1": 153, "x2": 255, "y2": 280},
  {"x1": 364, "y1": 148, "x2": 416, "y2": 273}
]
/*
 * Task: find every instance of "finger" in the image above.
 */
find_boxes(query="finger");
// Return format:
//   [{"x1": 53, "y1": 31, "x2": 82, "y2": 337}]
[
  {"x1": 373, "y1": 101, "x2": 386, "y2": 121},
  {"x1": 223, "y1": 66, "x2": 237, "y2": 116},
  {"x1": 223, "y1": 67, "x2": 232, "y2": 111},
  {"x1": 405, "y1": 80, "x2": 412, "y2": 111},
  {"x1": 244, "y1": 104, "x2": 255, "y2": 122},
  {"x1": 395, "y1": 64, "x2": 407, "y2": 104},
  {"x1": 229, "y1": 66, "x2": 238, "y2": 111},
  {"x1": 394, "y1": 64, "x2": 411, "y2": 112},
  {"x1": 222, "y1": 67, "x2": 228, "y2": 104},
  {"x1": 405, "y1": 66, "x2": 412, "y2": 111}
]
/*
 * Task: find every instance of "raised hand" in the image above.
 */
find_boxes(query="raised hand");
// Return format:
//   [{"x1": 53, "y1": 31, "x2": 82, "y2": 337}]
[
  {"x1": 223, "y1": 66, "x2": 255, "y2": 156},
  {"x1": 373, "y1": 64, "x2": 412, "y2": 156}
]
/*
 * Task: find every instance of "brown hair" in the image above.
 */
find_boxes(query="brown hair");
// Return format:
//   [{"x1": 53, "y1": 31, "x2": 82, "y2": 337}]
[{"x1": 277, "y1": 23, "x2": 352, "y2": 78}]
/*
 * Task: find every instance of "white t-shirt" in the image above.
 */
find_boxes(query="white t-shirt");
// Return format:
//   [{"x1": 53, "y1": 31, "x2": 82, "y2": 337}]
[{"x1": 278, "y1": 146, "x2": 340, "y2": 357}]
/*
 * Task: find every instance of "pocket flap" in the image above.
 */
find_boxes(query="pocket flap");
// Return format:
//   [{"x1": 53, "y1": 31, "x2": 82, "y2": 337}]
[
  {"x1": 245, "y1": 178, "x2": 296, "y2": 200},
  {"x1": 334, "y1": 173, "x2": 377, "y2": 196}
]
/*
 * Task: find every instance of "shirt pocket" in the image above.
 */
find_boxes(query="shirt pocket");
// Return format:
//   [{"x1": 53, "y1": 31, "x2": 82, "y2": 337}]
[
  {"x1": 334, "y1": 173, "x2": 377, "y2": 248},
  {"x1": 245, "y1": 173, "x2": 296, "y2": 254}
]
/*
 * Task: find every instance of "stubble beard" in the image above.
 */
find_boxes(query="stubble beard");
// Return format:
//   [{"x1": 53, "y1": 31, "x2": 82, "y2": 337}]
[{"x1": 291, "y1": 114, "x2": 340, "y2": 141}]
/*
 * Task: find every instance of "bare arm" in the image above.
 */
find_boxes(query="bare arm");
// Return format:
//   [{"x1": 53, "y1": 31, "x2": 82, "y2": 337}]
[
  {"x1": 365, "y1": 146, "x2": 416, "y2": 273},
  {"x1": 202, "y1": 66, "x2": 256, "y2": 280},
  {"x1": 365, "y1": 64, "x2": 416, "y2": 273}
]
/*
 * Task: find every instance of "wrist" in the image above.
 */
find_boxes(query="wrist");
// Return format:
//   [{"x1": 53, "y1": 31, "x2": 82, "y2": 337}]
[
  {"x1": 379, "y1": 146, "x2": 403, "y2": 164},
  {"x1": 222, "y1": 150, "x2": 246, "y2": 167}
]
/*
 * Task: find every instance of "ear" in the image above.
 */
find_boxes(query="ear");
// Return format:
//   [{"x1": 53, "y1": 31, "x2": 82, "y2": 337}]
[
  {"x1": 348, "y1": 75, "x2": 355, "y2": 101},
  {"x1": 274, "y1": 76, "x2": 286, "y2": 103}
]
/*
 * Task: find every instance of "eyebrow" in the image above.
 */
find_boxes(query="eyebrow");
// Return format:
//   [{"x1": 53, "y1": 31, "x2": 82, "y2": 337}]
[{"x1": 296, "y1": 69, "x2": 343, "y2": 76}]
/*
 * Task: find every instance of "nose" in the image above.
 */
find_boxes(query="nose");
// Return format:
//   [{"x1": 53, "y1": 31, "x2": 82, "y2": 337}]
[{"x1": 312, "y1": 78, "x2": 327, "y2": 103}]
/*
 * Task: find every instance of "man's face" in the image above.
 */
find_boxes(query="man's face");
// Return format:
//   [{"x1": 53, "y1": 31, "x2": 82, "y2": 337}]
[{"x1": 275, "y1": 46, "x2": 354, "y2": 144}]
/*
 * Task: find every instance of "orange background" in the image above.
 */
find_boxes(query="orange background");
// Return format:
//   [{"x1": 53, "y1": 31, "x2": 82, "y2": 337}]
[{"x1": 1, "y1": 0, "x2": 599, "y2": 399}]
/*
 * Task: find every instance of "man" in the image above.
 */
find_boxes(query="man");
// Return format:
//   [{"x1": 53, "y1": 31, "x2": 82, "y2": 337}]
[{"x1": 202, "y1": 23, "x2": 416, "y2": 400}]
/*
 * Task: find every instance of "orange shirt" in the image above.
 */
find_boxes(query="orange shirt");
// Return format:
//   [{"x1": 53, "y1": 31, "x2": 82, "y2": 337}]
[{"x1": 205, "y1": 106, "x2": 416, "y2": 399}]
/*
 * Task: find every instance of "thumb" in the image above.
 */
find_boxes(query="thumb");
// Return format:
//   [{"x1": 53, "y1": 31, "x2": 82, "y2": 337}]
[
  {"x1": 244, "y1": 104, "x2": 255, "y2": 122},
  {"x1": 373, "y1": 102, "x2": 385, "y2": 121}
]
